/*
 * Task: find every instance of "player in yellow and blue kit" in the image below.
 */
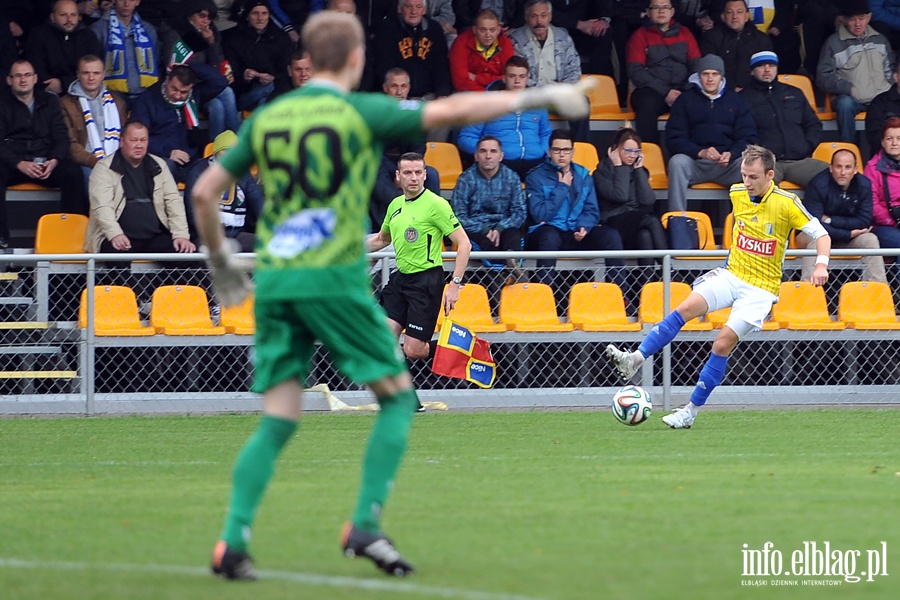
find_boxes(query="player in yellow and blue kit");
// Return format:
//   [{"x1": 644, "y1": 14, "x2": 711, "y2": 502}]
[
  {"x1": 190, "y1": 10, "x2": 595, "y2": 581},
  {"x1": 606, "y1": 145, "x2": 832, "y2": 428}
]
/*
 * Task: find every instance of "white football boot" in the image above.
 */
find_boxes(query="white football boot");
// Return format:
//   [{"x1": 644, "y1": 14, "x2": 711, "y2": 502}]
[
  {"x1": 605, "y1": 344, "x2": 639, "y2": 381},
  {"x1": 662, "y1": 404, "x2": 696, "y2": 429}
]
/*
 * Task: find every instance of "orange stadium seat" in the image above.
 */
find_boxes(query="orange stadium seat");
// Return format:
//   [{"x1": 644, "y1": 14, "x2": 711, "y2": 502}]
[
  {"x1": 583, "y1": 74, "x2": 635, "y2": 121},
  {"x1": 721, "y1": 212, "x2": 734, "y2": 249},
  {"x1": 568, "y1": 282, "x2": 640, "y2": 331},
  {"x1": 707, "y1": 307, "x2": 780, "y2": 330},
  {"x1": 777, "y1": 74, "x2": 835, "y2": 121},
  {"x1": 812, "y1": 142, "x2": 862, "y2": 169},
  {"x1": 79, "y1": 286, "x2": 156, "y2": 336},
  {"x1": 444, "y1": 283, "x2": 507, "y2": 333},
  {"x1": 425, "y1": 141, "x2": 463, "y2": 190},
  {"x1": 639, "y1": 281, "x2": 712, "y2": 330},
  {"x1": 8, "y1": 182, "x2": 57, "y2": 191},
  {"x1": 150, "y1": 285, "x2": 226, "y2": 335},
  {"x1": 35, "y1": 213, "x2": 89, "y2": 255},
  {"x1": 641, "y1": 143, "x2": 668, "y2": 189},
  {"x1": 572, "y1": 141, "x2": 600, "y2": 173},
  {"x1": 220, "y1": 294, "x2": 256, "y2": 334},
  {"x1": 838, "y1": 281, "x2": 900, "y2": 329},
  {"x1": 499, "y1": 283, "x2": 574, "y2": 332},
  {"x1": 771, "y1": 282, "x2": 845, "y2": 330}
]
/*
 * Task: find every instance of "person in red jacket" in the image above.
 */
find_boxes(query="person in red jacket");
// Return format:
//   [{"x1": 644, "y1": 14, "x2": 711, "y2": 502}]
[
  {"x1": 448, "y1": 9, "x2": 514, "y2": 92},
  {"x1": 625, "y1": 0, "x2": 701, "y2": 144}
]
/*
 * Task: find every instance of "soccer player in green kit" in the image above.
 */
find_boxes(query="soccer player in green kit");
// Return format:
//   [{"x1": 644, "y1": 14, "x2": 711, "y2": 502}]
[{"x1": 192, "y1": 10, "x2": 593, "y2": 581}]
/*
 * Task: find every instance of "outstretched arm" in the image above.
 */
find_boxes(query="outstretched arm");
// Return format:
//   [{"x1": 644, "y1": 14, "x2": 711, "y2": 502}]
[{"x1": 421, "y1": 79, "x2": 593, "y2": 130}]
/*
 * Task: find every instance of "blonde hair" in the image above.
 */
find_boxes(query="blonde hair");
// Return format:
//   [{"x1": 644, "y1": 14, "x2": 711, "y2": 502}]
[
  {"x1": 301, "y1": 12, "x2": 365, "y2": 72},
  {"x1": 741, "y1": 144, "x2": 775, "y2": 173}
]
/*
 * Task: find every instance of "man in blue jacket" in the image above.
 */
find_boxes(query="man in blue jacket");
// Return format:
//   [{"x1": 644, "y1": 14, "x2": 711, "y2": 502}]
[
  {"x1": 525, "y1": 129, "x2": 625, "y2": 294},
  {"x1": 130, "y1": 65, "x2": 227, "y2": 182},
  {"x1": 796, "y1": 149, "x2": 886, "y2": 283},
  {"x1": 665, "y1": 53, "x2": 757, "y2": 212},
  {"x1": 456, "y1": 56, "x2": 552, "y2": 179}
]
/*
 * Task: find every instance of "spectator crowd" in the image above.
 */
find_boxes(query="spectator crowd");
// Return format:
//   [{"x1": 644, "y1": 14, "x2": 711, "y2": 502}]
[{"x1": 1, "y1": 0, "x2": 900, "y2": 300}]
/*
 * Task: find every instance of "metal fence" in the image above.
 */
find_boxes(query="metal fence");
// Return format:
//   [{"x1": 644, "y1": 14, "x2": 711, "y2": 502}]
[{"x1": 1, "y1": 248, "x2": 899, "y2": 416}]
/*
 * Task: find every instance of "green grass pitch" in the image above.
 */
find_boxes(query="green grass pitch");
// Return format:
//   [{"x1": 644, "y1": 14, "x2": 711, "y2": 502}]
[{"x1": 1, "y1": 408, "x2": 898, "y2": 600}]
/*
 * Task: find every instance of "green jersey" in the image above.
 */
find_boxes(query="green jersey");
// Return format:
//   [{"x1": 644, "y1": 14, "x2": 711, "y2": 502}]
[
  {"x1": 219, "y1": 81, "x2": 425, "y2": 300},
  {"x1": 382, "y1": 189, "x2": 461, "y2": 274}
]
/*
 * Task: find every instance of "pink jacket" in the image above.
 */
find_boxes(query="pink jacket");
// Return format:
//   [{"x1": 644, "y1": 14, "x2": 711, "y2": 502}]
[{"x1": 864, "y1": 150, "x2": 900, "y2": 226}]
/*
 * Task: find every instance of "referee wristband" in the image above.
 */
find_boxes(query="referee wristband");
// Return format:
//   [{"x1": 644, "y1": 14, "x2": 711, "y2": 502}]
[{"x1": 815, "y1": 255, "x2": 829, "y2": 266}]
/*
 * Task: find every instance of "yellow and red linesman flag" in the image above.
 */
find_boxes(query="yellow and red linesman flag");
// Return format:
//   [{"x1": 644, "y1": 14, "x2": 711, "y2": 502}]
[{"x1": 431, "y1": 318, "x2": 497, "y2": 388}]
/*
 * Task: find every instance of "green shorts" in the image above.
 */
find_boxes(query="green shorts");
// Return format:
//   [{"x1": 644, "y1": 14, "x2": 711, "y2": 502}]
[{"x1": 251, "y1": 291, "x2": 407, "y2": 394}]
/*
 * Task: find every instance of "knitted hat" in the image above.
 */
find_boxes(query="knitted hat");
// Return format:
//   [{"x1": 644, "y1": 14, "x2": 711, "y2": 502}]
[
  {"x1": 182, "y1": 0, "x2": 218, "y2": 19},
  {"x1": 230, "y1": 0, "x2": 271, "y2": 22},
  {"x1": 213, "y1": 130, "x2": 238, "y2": 155},
  {"x1": 750, "y1": 51, "x2": 779, "y2": 68},
  {"x1": 696, "y1": 54, "x2": 725, "y2": 76},
  {"x1": 841, "y1": 0, "x2": 871, "y2": 16}
]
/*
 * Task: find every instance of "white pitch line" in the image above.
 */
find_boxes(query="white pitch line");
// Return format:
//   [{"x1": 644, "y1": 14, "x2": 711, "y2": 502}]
[
  {"x1": 0, "y1": 558, "x2": 547, "y2": 600},
  {"x1": 1, "y1": 449, "x2": 897, "y2": 469}
]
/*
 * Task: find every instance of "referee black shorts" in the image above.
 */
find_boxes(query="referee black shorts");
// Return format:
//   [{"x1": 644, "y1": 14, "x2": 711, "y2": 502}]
[{"x1": 381, "y1": 266, "x2": 445, "y2": 342}]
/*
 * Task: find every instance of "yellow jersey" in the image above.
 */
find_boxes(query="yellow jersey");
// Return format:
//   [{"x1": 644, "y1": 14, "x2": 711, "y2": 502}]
[{"x1": 725, "y1": 182, "x2": 814, "y2": 295}]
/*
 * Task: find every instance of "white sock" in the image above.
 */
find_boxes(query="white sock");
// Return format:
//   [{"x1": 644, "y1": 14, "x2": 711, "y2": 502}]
[{"x1": 687, "y1": 403, "x2": 700, "y2": 417}]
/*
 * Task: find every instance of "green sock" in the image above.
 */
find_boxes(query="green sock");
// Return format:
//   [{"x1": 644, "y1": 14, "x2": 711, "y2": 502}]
[
  {"x1": 352, "y1": 388, "x2": 419, "y2": 533},
  {"x1": 220, "y1": 414, "x2": 297, "y2": 552}
]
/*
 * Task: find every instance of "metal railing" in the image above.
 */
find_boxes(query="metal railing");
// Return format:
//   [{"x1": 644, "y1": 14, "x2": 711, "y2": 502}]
[{"x1": 1, "y1": 247, "x2": 899, "y2": 415}]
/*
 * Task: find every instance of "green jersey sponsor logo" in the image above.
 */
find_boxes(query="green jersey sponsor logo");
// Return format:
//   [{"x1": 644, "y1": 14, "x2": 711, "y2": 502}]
[{"x1": 268, "y1": 207, "x2": 337, "y2": 259}]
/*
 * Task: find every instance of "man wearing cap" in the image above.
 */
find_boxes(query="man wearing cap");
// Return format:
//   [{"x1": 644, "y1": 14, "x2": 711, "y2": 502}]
[
  {"x1": 817, "y1": 0, "x2": 893, "y2": 143},
  {"x1": 699, "y1": 0, "x2": 773, "y2": 91},
  {"x1": 184, "y1": 129, "x2": 264, "y2": 252},
  {"x1": 739, "y1": 50, "x2": 828, "y2": 188},
  {"x1": 664, "y1": 53, "x2": 757, "y2": 212}
]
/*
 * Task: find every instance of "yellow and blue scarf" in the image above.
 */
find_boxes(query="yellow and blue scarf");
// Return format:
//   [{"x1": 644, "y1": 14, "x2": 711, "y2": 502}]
[{"x1": 104, "y1": 12, "x2": 158, "y2": 93}]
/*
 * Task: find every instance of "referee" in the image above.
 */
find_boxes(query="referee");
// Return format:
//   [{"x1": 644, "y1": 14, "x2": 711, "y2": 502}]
[{"x1": 368, "y1": 152, "x2": 472, "y2": 365}]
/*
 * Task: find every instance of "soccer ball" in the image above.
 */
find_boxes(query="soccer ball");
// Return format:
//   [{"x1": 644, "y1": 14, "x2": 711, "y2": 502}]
[{"x1": 611, "y1": 385, "x2": 652, "y2": 426}]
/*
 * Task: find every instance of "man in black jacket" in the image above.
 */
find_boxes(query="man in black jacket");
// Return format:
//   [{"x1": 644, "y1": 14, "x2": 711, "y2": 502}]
[
  {"x1": 739, "y1": 50, "x2": 828, "y2": 187},
  {"x1": 223, "y1": 0, "x2": 293, "y2": 111},
  {"x1": 546, "y1": 0, "x2": 615, "y2": 77},
  {"x1": 866, "y1": 60, "x2": 900, "y2": 153},
  {"x1": 699, "y1": 0, "x2": 772, "y2": 91},
  {"x1": 24, "y1": 0, "x2": 102, "y2": 95},
  {"x1": 0, "y1": 60, "x2": 88, "y2": 248},
  {"x1": 796, "y1": 149, "x2": 886, "y2": 283},
  {"x1": 365, "y1": 0, "x2": 452, "y2": 98}
]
